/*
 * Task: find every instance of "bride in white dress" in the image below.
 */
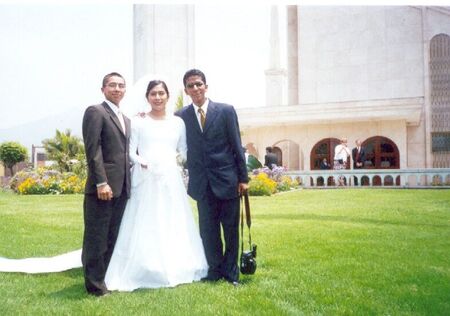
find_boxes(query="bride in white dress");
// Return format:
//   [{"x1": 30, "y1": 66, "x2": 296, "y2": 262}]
[
  {"x1": 105, "y1": 80, "x2": 208, "y2": 291},
  {"x1": 0, "y1": 80, "x2": 208, "y2": 291}
]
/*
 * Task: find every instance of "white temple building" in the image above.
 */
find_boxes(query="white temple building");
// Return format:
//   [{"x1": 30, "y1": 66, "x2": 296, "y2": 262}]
[
  {"x1": 133, "y1": 5, "x2": 450, "y2": 185},
  {"x1": 238, "y1": 6, "x2": 450, "y2": 175}
]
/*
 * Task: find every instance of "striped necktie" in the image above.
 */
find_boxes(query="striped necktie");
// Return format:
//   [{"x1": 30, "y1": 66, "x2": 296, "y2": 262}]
[{"x1": 198, "y1": 107, "x2": 206, "y2": 130}]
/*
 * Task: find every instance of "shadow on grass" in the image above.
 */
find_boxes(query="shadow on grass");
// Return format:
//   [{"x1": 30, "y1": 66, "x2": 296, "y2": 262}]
[
  {"x1": 257, "y1": 213, "x2": 450, "y2": 229},
  {"x1": 49, "y1": 283, "x2": 86, "y2": 300},
  {"x1": 33, "y1": 268, "x2": 85, "y2": 300}
]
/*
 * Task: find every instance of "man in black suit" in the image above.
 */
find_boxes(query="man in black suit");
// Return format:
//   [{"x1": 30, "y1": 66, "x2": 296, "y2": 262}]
[
  {"x1": 81, "y1": 72, "x2": 131, "y2": 296},
  {"x1": 352, "y1": 139, "x2": 366, "y2": 186},
  {"x1": 176, "y1": 69, "x2": 248, "y2": 286},
  {"x1": 264, "y1": 146, "x2": 278, "y2": 169}
]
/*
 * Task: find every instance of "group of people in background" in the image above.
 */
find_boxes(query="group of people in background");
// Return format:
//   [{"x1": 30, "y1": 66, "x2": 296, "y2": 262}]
[
  {"x1": 243, "y1": 146, "x2": 279, "y2": 171},
  {"x1": 318, "y1": 138, "x2": 366, "y2": 186}
]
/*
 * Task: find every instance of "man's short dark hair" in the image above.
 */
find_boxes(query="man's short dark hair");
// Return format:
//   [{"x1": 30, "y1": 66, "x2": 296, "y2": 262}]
[
  {"x1": 266, "y1": 147, "x2": 273, "y2": 153},
  {"x1": 183, "y1": 69, "x2": 207, "y2": 87},
  {"x1": 102, "y1": 72, "x2": 124, "y2": 88}
]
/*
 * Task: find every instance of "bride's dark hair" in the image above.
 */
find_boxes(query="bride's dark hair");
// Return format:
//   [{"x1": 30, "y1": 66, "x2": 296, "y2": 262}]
[{"x1": 145, "y1": 80, "x2": 170, "y2": 98}]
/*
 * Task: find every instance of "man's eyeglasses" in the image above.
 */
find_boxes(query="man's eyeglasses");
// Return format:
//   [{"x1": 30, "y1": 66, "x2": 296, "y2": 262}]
[
  {"x1": 106, "y1": 83, "x2": 126, "y2": 89},
  {"x1": 186, "y1": 82, "x2": 204, "y2": 89}
]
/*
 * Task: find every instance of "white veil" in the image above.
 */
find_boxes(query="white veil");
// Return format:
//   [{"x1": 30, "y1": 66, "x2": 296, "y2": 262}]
[{"x1": 121, "y1": 73, "x2": 175, "y2": 118}]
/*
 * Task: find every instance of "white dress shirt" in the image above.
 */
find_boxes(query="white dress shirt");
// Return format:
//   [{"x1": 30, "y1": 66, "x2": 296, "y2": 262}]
[{"x1": 105, "y1": 100, "x2": 126, "y2": 133}]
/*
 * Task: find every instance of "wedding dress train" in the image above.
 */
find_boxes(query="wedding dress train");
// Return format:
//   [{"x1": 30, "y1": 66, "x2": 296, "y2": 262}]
[{"x1": 0, "y1": 249, "x2": 81, "y2": 273}]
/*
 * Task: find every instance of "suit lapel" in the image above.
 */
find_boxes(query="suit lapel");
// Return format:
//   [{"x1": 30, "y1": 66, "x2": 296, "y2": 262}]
[
  {"x1": 187, "y1": 104, "x2": 203, "y2": 134},
  {"x1": 123, "y1": 115, "x2": 131, "y2": 139},
  {"x1": 102, "y1": 102, "x2": 126, "y2": 137},
  {"x1": 203, "y1": 101, "x2": 218, "y2": 134}
]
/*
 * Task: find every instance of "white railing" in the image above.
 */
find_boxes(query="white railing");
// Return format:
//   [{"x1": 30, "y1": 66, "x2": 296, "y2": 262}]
[{"x1": 285, "y1": 168, "x2": 450, "y2": 188}]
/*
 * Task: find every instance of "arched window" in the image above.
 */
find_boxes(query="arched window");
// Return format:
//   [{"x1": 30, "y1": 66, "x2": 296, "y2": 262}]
[
  {"x1": 310, "y1": 138, "x2": 350, "y2": 170},
  {"x1": 362, "y1": 136, "x2": 399, "y2": 169},
  {"x1": 272, "y1": 140, "x2": 300, "y2": 170}
]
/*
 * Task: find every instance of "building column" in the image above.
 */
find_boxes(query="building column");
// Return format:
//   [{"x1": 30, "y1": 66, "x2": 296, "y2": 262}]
[
  {"x1": 287, "y1": 5, "x2": 298, "y2": 106},
  {"x1": 265, "y1": 5, "x2": 286, "y2": 107},
  {"x1": 133, "y1": 4, "x2": 195, "y2": 93}
]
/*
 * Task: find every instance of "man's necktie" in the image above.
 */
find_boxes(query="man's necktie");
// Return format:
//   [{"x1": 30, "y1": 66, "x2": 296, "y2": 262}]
[
  {"x1": 117, "y1": 111, "x2": 126, "y2": 133},
  {"x1": 198, "y1": 107, "x2": 206, "y2": 130}
]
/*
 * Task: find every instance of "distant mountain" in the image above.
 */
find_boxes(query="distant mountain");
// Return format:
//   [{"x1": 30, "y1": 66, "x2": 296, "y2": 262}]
[{"x1": 0, "y1": 107, "x2": 85, "y2": 155}]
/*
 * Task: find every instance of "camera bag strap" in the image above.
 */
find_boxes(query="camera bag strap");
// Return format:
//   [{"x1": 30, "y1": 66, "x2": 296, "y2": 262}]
[{"x1": 240, "y1": 192, "x2": 252, "y2": 252}]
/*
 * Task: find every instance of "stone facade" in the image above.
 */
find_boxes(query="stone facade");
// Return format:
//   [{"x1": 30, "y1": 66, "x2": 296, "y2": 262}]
[
  {"x1": 239, "y1": 6, "x2": 450, "y2": 171},
  {"x1": 133, "y1": 4, "x2": 195, "y2": 105}
]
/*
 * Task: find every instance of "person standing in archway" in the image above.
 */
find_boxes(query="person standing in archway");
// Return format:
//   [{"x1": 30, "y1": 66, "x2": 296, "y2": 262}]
[
  {"x1": 333, "y1": 138, "x2": 351, "y2": 186},
  {"x1": 352, "y1": 139, "x2": 366, "y2": 185},
  {"x1": 264, "y1": 146, "x2": 278, "y2": 169}
]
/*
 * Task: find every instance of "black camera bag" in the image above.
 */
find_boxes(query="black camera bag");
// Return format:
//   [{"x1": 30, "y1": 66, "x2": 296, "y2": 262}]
[{"x1": 240, "y1": 192, "x2": 257, "y2": 275}]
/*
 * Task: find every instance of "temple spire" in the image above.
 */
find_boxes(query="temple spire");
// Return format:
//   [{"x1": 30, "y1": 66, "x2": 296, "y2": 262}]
[{"x1": 265, "y1": 5, "x2": 286, "y2": 107}]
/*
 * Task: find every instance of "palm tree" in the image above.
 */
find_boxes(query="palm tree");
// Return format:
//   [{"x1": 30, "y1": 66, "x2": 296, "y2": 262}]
[{"x1": 42, "y1": 129, "x2": 85, "y2": 173}]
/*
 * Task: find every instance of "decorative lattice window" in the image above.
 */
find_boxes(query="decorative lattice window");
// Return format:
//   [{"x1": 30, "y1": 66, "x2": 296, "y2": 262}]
[
  {"x1": 430, "y1": 34, "x2": 450, "y2": 166},
  {"x1": 431, "y1": 132, "x2": 450, "y2": 152}
]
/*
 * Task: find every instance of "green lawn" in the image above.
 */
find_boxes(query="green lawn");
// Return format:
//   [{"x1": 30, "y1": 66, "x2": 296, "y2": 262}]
[{"x1": 0, "y1": 189, "x2": 449, "y2": 315}]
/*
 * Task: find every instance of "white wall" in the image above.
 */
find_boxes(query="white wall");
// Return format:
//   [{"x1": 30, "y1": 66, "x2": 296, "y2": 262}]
[{"x1": 298, "y1": 6, "x2": 424, "y2": 104}]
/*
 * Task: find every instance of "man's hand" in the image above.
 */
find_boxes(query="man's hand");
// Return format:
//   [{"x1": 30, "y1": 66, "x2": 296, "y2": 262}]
[
  {"x1": 97, "y1": 184, "x2": 113, "y2": 201},
  {"x1": 239, "y1": 182, "x2": 249, "y2": 195}
]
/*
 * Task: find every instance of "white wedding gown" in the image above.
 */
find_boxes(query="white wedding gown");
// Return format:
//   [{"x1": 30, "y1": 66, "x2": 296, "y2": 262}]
[
  {"x1": 0, "y1": 115, "x2": 208, "y2": 291},
  {"x1": 105, "y1": 115, "x2": 207, "y2": 291}
]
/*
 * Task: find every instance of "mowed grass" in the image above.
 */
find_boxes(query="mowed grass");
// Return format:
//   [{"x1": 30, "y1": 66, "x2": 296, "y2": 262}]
[{"x1": 0, "y1": 189, "x2": 449, "y2": 315}]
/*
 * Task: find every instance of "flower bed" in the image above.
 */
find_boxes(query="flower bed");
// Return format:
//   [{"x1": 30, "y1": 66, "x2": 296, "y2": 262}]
[
  {"x1": 10, "y1": 167, "x2": 85, "y2": 195},
  {"x1": 249, "y1": 166, "x2": 299, "y2": 196}
]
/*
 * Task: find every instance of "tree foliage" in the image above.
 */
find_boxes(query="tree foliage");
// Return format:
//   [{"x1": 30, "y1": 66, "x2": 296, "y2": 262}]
[
  {"x1": 42, "y1": 129, "x2": 86, "y2": 174},
  {"x1": 0, "y1": 141, "x2": 28, "y2": 176},
  {"x1": 175, "y1": 90, "x2": 184, "y2": 111}
]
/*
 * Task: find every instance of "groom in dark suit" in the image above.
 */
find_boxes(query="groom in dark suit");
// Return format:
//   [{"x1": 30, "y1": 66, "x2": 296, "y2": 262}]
[
  {"x1": 176, "y1": 69, "x2": 249, "y2": 286},
  {"x1": 81, "y1": 72, "x2": 131, "y2": 296}
]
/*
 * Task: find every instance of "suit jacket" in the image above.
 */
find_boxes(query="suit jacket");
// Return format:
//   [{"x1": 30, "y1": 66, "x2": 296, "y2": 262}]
[
  {"x1": 82, "y1": 102, "x2": 131, "y2": 198},
  {"x1": 352, "y1": 146, "x2": 366, "y2": 169},
  {"x1": 264, "y1": 152, "x2": 278, "y2": 168},
  {"x1": 176, "y1": 101, "x2": 248, "y2": 200}
]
